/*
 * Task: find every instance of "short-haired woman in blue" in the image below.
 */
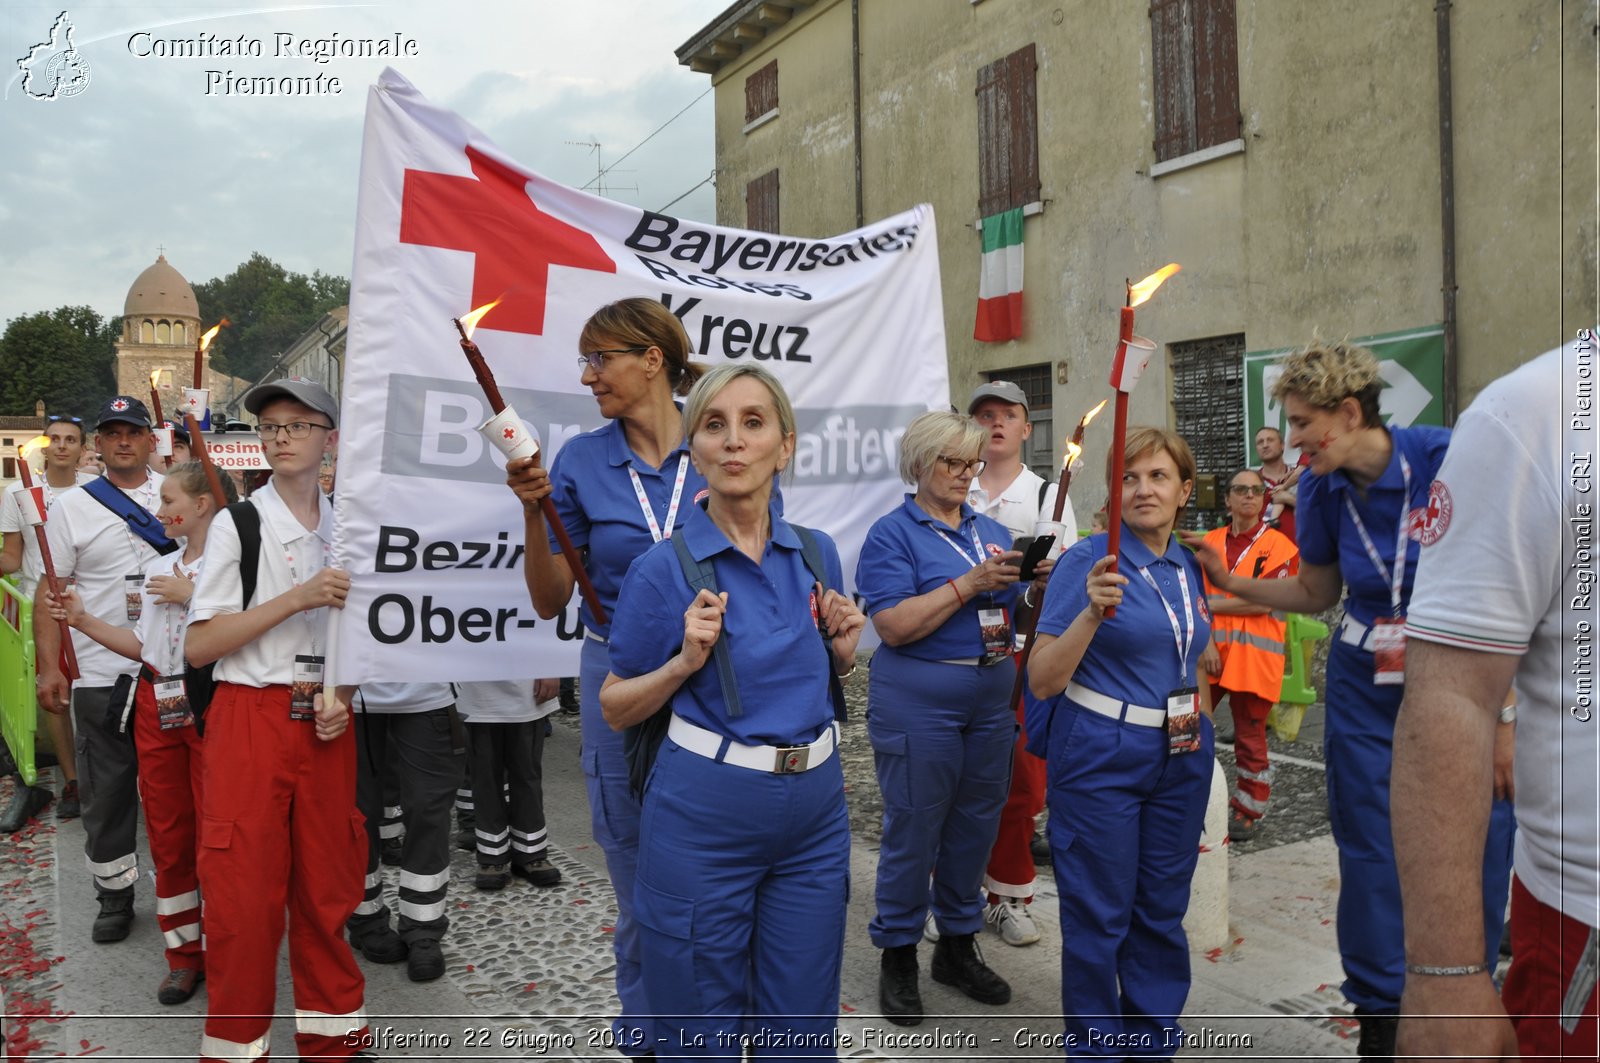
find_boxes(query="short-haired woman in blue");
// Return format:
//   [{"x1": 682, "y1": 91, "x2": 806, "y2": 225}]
[
  {"x1": 601, "y1": 363, "x2": 866, "y2": 1061},
  {"x1": 1027, "y1": 426, "x2": 1215, "y2": 1058},
  {"x1": 856, "y1": 410, "x2": 1024, "y2": 1026}
]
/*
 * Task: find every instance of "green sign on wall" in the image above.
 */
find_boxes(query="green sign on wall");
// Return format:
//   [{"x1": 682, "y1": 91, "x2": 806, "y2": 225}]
[{"x1": 1243, "y1": 325, "x2": 1445, "y2": 460}]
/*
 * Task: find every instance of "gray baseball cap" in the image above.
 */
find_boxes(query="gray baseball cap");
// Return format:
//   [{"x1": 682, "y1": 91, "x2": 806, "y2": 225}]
[
  {"x1": 967, "y1": 380, "x2": 1028, "y2": 415},
  {"x1": 243, "y1": 376, "x2": 339, "y2": 427}
]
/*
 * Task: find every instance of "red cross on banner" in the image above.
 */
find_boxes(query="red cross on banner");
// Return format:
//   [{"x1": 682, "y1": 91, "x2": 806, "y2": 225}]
[{"x1": 399, "y1": 146, "x2": 616, "y2": 336}]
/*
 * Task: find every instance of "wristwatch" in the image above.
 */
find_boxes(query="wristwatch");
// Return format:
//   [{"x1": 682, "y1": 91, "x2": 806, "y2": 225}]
[{"x1": 1499, "y1": 703, "x2": 1517, "y2": 724}]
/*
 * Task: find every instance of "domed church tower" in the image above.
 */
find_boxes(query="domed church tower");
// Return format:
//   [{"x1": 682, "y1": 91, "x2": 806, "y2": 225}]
[{"x1": 115, "y1": 252, "x2": 211, "y2": 405}]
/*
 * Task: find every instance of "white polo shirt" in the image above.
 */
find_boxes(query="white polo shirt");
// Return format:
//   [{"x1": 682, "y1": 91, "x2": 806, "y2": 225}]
[
  {"x1": 1, "y1": 472, "x2": 98, "y2": 597},
  {"x1": 456, "y1": 679, "x2": 558, "y2": 724},
  {"x1": 135, "y1": 548, "x2": 203, "y2": 678},
  {"x1": 967, "y1": 464, "x2": 1080, "y2": 545},
  {"x1": 43, "y1": 473, "x2": 166, "y2": 687},
  {"x1": 189, "y1": 478, "x2": 335, "y2": 688},
  {"x1": 356, "y1": 682, "x2": 455, "y2": 714}
]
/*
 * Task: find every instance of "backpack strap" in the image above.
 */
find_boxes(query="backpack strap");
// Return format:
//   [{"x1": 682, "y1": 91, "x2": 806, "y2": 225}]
[
  {"x1": 1038, "y1": 478, "x2": 1050, "y2": 509},
  {"x1": 226, "y1": 501, "x2": 263, "y2": 610},
  {"x1": 670, "y1": 533, "x2": 742, "y2": 718},
  {"x1": 788, "y1": 522, "x2": 849, "y2": 724},
  {"x1": 82, "y1": 477, "x2": 179, "y2": 555}
]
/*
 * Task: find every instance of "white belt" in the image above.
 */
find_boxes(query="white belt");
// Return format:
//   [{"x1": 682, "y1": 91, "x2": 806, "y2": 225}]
[
  {"x1": 667, "y1": 714, "x2": 837, "y2": 774},
  {"x1": 584, "y1": 628, "x2": 609, "y2": 645},
  {"x1": 934, "y1": 657, "x2": 1009, "y2": 667},
  {"x1": 1065, "y1": 682, "x2": 1166, "y2": 729},
  {"x1": 1338, "y1": 614, "x2": 1376, "y2": 651}
]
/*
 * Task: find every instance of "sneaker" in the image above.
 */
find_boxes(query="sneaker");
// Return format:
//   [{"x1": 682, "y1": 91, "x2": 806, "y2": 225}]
[
  {"x1": 475, "y1": 863, "x2": 510, "y2": 891},
  {"x1": 455, "y1": 827, "x2": 475, "y2": 853},
  {"x1": 92, "y1": 888, "x2": 135, "y2": 943},
  {"x1": 1228, "y1": 811, "x2": 1259, "y2": 843},
  {"x1": 984, "y1": 898, "x2": 1041, "y2": 946},
  {"x1": 1354, "y1": 1009, "x2": 1399, "y2": 1058},
  {"x1": 878, "y1": 944, "x2": 922, "y2": 1027},
  {"x1": 921, "y1": 909, "x2": 939, "y2": 943},
  {"x1": 931, "y1": 932, "x2": 1011, "y2": 1005},
  {"x1": 57, "y1": 780, "x2": 80, "y2": 820},
  {"x1": 347, "y1": 918, "x2": 407, "y2": 964},
  {"x1": 380, "y1": 835, "x2": 404, "y2": 867},
  {"x1": 406, "y1": 938, "x2": 445, "y2": 982},
  {"x1": 157, "y1": 966, "x2": 204, "y2": 1005},
  {"x1": 510, "y1": 857, "x2": 562, "y2": 888}
]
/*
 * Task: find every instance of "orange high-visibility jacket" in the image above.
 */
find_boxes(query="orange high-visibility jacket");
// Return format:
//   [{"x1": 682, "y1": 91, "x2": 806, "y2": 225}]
[{"x1": 1201, "y1": 524, "x2": 1300, "y2": 703}]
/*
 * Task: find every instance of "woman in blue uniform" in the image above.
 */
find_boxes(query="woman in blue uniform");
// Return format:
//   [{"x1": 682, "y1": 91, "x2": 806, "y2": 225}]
[
  {"x1": 506, "y1": 297, "x2": 707, "y2": 1054},
  {"x1": 601, "y1": 363, "x2": 865, "y2": 1061},
  {"x1": 855, "y1": 410, "x2": 1024, "y2": 1026},
  {"x1": 1184, "y1": 339, "x2": 1514, "y2": 1060},
  {"x1": 1027, "y1": 426, "x2": 1214, "y2": 1059}
]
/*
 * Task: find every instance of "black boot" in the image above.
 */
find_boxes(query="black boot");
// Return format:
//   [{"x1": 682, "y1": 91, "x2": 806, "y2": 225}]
[
  {"x1": 1355, "y1": 1009, "x2": 1399, "y2": 1060},
  {"x1": 931, "y1": 932, "x2": 1011, "y2": 1005},
  {"x1": 879, "y1": 944, "x2": 923, "y2": 1027},
  {"x1": 92, "y1": 888, "x2": 135, "y2": 943}
]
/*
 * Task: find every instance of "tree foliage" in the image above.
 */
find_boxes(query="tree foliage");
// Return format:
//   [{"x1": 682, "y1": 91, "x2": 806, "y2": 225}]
[
  {"x1": 192, "y1": 252, "x2": 350, "y2": 383},
  {"x1": 0, "y1": 306, "x2": 118, "y2": 417}
]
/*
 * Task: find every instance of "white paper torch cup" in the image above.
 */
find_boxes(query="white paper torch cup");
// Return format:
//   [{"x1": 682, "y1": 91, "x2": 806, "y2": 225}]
[
  {"x1": 1032, "y1": 520, "x2": 1068, "y2": 561},
  {"x1": 183, "y1": 388, "x2": 211, "y2": 428},
  {"x1": 479, "y1": 405, "x2": 540, "y2": 462},
  {"x1": 19, "y1": 489, "x2": 44, "y2": 527},
  {"x1": 152, "y1": 427, "x2": 174, "y2": 457}
]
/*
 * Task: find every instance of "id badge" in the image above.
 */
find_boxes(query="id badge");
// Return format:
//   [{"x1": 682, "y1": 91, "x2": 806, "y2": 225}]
[
  {"x1": 153, "y1": 674, "x2": 194, "y2": 730},
  {"x1": 1166, "y1": 687, "x2": 1201, "y2": 755},
  {"x1": 290, "y1": 654, "x2": 324, "y2": 721},
  {"x1": 124, "y1": 574, "x2": 145, "y2": 622},
  {"x1": 978, "y1": 607, "x2": 1010, "y2": 666},
  {"x1": 1371, "y1": 618, "x2": 1406, "y2": 686}
]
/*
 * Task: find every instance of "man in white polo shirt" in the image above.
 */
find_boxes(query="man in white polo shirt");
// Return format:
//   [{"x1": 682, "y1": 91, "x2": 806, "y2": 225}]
[
  {"x1": 34, "y1": 398, "x2": 172, "y2": 943},
  {"x1": 1394, "y1": 334, "x2": 1599, "y2": 1057},
  {"x1": 185, "y1": 377, "x2": 370, "y2": 1062}
]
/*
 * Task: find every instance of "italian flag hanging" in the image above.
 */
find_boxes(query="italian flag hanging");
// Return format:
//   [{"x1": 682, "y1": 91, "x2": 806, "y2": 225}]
[{"x1": 973, "y1": 207, "x2": 1025, "y2": 342}]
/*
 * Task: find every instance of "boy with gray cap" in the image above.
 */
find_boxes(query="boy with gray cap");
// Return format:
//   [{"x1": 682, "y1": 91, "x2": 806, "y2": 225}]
[{"x1": 185, "y1": 376, "x2": 373, "y2": 1061}]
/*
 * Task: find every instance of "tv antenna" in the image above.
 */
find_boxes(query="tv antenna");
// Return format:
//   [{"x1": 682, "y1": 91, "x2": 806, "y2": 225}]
[{"x1": 566, "y1": 139, "x2": 635, "y2": 199}]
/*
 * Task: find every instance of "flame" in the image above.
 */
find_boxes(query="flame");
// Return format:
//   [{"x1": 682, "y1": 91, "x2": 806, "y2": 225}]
[
  {"x1": 1063, "y1": 440, "x2": 1082, "y2": 470},
  {"x1": 1127, "y1": 263, "x2": 1181, "y2": 308},
  {"x1": 199, "y1": 319, "x2": 228, "y2": 352},
  {"x1": 458, "y1": 297, "x2": 504, "y2": 339},
  {"x1": 1079, "y1": 398, "x2": 1109, "y2": 429},
  {"x1": 150, "y1": 369, "x2": 163, "y2": 389},
  {"x1": 19, "y1": 434, "x2": 50, "y2": 468}
]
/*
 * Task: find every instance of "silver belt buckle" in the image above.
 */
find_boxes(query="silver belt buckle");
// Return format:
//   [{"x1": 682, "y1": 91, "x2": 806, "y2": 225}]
[{"x1": 774, "y1": 745, "x2": 810, "y2": 773}]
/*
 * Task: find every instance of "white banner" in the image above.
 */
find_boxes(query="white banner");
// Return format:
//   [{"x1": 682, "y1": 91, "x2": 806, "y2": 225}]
[{"x1": 333, "y1": 69, "x2": 949, "y2": 682}]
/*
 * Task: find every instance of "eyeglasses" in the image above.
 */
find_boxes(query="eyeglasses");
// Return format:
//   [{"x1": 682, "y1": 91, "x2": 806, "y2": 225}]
[
  {"x1": 577, "y1": 346, "x2": 648, "y2": 372},
  {"x1": 256, "y1": 421, "x2": 333, "y2": 441},
  {"x1": 46, "y1": 415, "x2": 83, "y2": 425},
  {"x1": 1229, "y1": 484, "x2": 1267, "y2": 496},
  {"x1": 936, "y1": 455, "x2": 986, "y2": 476}
]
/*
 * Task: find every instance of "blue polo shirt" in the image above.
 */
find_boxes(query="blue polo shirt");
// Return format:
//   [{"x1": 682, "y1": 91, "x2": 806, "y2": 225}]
[
  {"x1": 1036, "y1": 528, "x2": 1212, "y2": 709},
  {"x1": 1296, "y1": 425, "x2": 1450, "y2": 627},
  {"x1": 855, "y1": 494, "x2": 1019, "y2": 662},
  {"x1": 547, "y1": 418, "x2": 706, "y2": 640},
  {"x1": 608, "y1": 501, "x2": 844, "y2": 747}
]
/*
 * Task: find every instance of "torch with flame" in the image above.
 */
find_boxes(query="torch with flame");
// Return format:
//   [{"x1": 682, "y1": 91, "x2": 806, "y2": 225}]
[
  {"x1": 189, "y1": 319, "x2": 228, "y2": 431},
  {"x1": 1104, "y1": 264, "x2": 1181, "y2": 618},
  {"x1": 16, "y1": 459, "x2": 79, "y2": 683},
  {"x1": 452, "y1": 299, "x2": 609, "y2": 625},
  {"x1": 18, "y1": 435, "x2": 50, "y2": 475},
  {"x1": 149, "y1": 370, "x2": 174, "y2": 468}
]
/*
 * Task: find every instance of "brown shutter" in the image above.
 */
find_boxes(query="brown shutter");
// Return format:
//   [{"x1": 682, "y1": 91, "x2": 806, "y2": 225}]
[
  {"x1": 745, "y1": 60, "x2": 778, "y2": 124},
  {"x1": 976, "y1": 44, "x2": 1040, "y2": 217},
  {"x1": 1007, "y1": 44, "x2": 1040, "y2": 208},
  {"x1": 1192, "y1": 0, "x2": 1240, "y2": 150},
  {"x1": 1150, "y1": 0, "x2": 1196, "y2": 162},
  {"x1": 746, "y1": 169, "x2": 779, "y2": 233},
  {"x1": 976, "y1": 54, "x2": 1009, "y2": 217}
]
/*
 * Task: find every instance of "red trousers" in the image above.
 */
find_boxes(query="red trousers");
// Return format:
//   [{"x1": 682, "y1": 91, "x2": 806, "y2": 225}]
[
  {"x1": 133, "y1": 672, "x2": 205, "y2": 972},
  {"x1": 985, "y1": 695, "x2": 1045, "y2": 901},
  {"x1": 1504, "y1": 875, "x2": 1599, "y2": 1060},
  {"x1": 1212, "y1": 686, "x2": 1273, "y2": 822},
  {"x1": 197, "y1": 682, "x2": 368, "y2": 1062}
]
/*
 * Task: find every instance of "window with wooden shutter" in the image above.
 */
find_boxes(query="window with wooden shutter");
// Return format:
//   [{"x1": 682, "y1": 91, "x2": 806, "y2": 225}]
[
  {"x1": 1151, "y1": 0, "x2": 1240, "y2": 163},
  {"x1": 975, "y1": 43, "x2": 1040, "y2": 218},
  {"x1": 746, "y1": 169, "x2": 779, "y2": 233},
  {"x1": 745, "y1": 60, "x2": 778, "y2": 126}
]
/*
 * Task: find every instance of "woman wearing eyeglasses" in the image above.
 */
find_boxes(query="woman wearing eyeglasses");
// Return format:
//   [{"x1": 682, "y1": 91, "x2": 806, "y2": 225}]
[
  {"x1": 854, "y1": 410, "x2": 1026, "y2": 1026},
  {"x1": 504, "y1": 297, "x2": 705, "y2": 1056},
  {"x1": 1198, "y1": 468, "x2": 1298, "y2": 844}
]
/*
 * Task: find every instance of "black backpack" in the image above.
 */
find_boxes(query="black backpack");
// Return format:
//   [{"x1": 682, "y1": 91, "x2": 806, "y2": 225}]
[
  {"x1": 185, "y1": 501, "x2": 262, "y2": 733},
  {"x1": 622, "y1": 522, "x2": 847, "y2": 799}
]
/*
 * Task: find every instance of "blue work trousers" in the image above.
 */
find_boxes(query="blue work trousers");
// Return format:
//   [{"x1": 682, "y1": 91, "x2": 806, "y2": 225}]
[
  {"x1": 1324, "y1": 642, "x2": 1516, "y2": 1012},
  {"x1": 1046, "y1": 703, "x2": 1214, "y2": 1059},
  {"x1": 866, "y1": 649, "x2": 1014, "y2": 946},
  {"x1": 581, "y1": 635, "x2": 652, "y2": 1052},
  {"x1": 634, "y1": 738, "x2": 850, "y2": 1061}
]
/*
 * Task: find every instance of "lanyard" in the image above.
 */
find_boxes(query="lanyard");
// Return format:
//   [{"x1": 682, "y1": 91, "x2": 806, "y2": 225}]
[
  {"x1": 933, "y1": 521, "x2": 987, "y2": 568},
  {"x1": 628, "y1": 455, "x2": 689, "y2": 543},
  {"x1": 119, "y1": 478, "x2": 159, "y2": 568},
  {"x1": 1343, "y1": 452, "x2": 1412, "y2": 618},
  {"x1": 156, "y1": 557, "x2": 199, "y2": 675},
  {"x1": 1226, "y1": 523, "x2": 1270, "y2": 574},
  {"x1": 282, "y1": 530, "x2": 331, "y2": 656},
  {"x1": 1135, "y1": 562, "x2": 1196, "y2": 675}
]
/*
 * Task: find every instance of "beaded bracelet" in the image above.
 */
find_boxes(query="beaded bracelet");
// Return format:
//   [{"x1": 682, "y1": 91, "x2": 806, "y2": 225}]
[{"x1": 1404, "y1": 962, "x2": 1489, "y2": 977}]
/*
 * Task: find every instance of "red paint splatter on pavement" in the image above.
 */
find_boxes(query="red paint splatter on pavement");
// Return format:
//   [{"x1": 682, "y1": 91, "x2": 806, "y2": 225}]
[
  {"x1": 840, "y1": 1003, "x2": 855, "y2": 1014},
  {"x1": 523, "y1": 982, "x2": 538, "y2": 993}
]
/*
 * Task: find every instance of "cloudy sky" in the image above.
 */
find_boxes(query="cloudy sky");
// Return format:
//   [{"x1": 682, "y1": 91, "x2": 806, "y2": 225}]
[{"x1": 0, "y1": 0, "x2": 725, "y2": 327}]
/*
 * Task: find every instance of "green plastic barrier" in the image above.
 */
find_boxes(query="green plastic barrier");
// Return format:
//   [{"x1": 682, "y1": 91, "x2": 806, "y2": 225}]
[
  {"x1": 0, "y1": 576, "x2": 38, "y2": 785},
  {"x1": 1268, "y1": 611, "x2": 1329, "y2": 743}
]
